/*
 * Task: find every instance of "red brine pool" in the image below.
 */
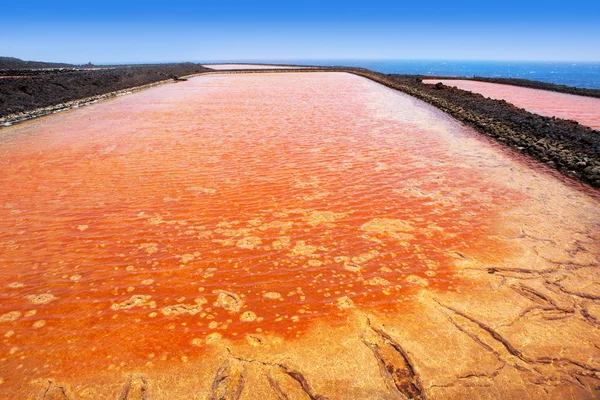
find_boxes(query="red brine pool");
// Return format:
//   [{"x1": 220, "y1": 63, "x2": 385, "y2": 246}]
[{"x1": 0, "y1": 72, "x2": 599, "y2": 397}]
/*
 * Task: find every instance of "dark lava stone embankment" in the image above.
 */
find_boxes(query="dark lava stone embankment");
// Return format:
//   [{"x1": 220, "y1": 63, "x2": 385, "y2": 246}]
[
  {"x1": 443, "y1": 76, "x2": 600, "y2": 99},
  {"x1": 345, "y1": 69, "x2": 600, "y2": 188},
  {"x1": 0, "y1": 63, "x2": 210, "y2": 119}
]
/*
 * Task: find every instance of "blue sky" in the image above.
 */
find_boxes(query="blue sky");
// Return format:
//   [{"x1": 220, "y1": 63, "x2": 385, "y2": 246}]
[{"x1": 2, "y1": 0, "x2": 599, "y2": 63}]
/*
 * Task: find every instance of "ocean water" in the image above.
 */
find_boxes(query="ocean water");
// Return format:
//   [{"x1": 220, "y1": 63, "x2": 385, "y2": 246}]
[{"x1": 231, "y1": 59, "x2": 600, "y2": 89}]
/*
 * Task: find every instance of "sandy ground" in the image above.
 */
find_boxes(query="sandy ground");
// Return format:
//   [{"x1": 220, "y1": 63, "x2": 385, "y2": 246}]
[
  {"x1": 423, "y1": 79, "x2": 600, "y2": 130},
  {"x1": 0, "y1": 72, "x2": 599, "y2": 399},
  {"x1": 204, "y1": 64, "x2": 314, "y2": 70}
]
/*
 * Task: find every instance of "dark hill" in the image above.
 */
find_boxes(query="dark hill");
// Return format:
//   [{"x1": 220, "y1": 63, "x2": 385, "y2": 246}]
[{"x1": 0, "y1": 56, "x2": 74, "y2": 69}]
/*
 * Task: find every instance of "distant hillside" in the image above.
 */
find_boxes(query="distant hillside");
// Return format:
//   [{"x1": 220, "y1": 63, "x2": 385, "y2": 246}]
[{"x1": 0, "y1": 56, "x2": 74, "y2": 69}]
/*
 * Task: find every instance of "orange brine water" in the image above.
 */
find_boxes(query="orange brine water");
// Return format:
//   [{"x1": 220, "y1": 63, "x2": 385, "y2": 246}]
[{"x1": 0, "y1": 72, "x2": 595, "y2": 393}]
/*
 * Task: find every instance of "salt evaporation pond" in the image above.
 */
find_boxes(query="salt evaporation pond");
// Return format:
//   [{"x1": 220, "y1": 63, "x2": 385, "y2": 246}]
[
  {"x1": 423, "y1": 79, "x2": 600, "y2": 130},
  {"x1": 1, "y1": 72, "x2": 599, "y2": 398}
]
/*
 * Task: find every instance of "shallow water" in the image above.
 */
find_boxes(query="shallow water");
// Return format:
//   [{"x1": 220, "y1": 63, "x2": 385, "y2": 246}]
[
  {"x1": 423, "y1": 79, "x2": 600, "y2": 130},
  {"x1": 0, "y1": 72, "x2": 599, "y2": 394}
]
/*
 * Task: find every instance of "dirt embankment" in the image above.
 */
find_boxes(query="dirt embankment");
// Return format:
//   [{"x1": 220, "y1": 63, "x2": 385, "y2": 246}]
[
  {"x1": 0, "y1": 63, "x2": 210, "y2": 118},
  {"x1": 342, "y1": 69, "x2": 600, "y2": 188}
]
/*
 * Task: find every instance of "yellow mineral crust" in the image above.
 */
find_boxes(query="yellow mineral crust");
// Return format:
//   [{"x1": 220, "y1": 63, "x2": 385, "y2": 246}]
[{"x1": 111, "y1": 295, "x2": 156, "y2": 310}]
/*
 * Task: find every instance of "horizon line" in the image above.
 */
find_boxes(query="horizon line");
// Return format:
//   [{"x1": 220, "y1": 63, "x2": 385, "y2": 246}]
[
  {"x1": 96, "y1": 58, "x2": 600, "y2": 65},
  {"x1": 4, "y1": 56, "x2": 600, "y2": 65}
]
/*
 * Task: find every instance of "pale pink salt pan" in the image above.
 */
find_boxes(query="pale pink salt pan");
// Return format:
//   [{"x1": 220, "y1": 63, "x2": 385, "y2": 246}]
[
  {"x1": 204, "y1": 64, "x2": 313, "y2": 70},
  {"x1": 423, "y1": 79, "x2": 600, "y2": 130}
]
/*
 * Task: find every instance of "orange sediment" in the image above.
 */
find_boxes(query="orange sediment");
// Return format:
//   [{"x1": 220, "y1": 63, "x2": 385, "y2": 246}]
[{"x1": 0, "y1": 72, "x2": 598, "y2": 395}]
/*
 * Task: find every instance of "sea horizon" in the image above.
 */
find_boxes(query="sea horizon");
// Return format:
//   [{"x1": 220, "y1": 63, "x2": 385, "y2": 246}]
[
  {"x1": 92, "y1": 59, "x2": 600, "y2": 89},
  {"x1": 229, "y1": 59, "x2": 600, "y2": 89}
]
